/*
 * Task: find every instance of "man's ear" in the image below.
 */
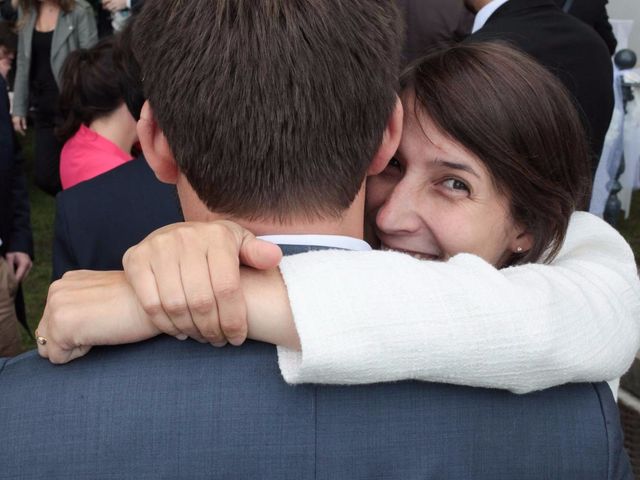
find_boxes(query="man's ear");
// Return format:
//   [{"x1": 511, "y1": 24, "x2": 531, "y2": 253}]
[
  {"x1": 137, "y1": 101, "x2": 179, "y2": 184},
  {"x1": 368, "y1": 95, "x2": 403, "y2": 176}
]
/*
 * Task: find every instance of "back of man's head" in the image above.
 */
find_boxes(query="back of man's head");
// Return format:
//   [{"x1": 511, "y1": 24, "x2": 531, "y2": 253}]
[{"x1": 133, "y1": 0, "x2": 402, "y2": 222}]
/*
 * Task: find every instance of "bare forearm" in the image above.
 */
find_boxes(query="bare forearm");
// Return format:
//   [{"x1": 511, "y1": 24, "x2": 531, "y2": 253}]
[
  {"x1": 242, "y1": 267, "x2": 300, "y2": 350},
  {"x1": 36, "y1": 271, "x2": 163, "y2": 363}
]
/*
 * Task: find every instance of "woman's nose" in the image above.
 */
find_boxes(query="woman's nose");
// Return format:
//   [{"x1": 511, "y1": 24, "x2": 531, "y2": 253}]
[{"x1": 375, "y1": 183, "x2": 423, "y2": 235}]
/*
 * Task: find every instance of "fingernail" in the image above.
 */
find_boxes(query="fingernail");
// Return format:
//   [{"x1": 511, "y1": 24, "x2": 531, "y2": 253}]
[
  {"x1": 175, "y1": 334, "x2": 188, "y2": 341},
  {"x1": 211, "y1": 341, "x2": 227, "y2": 348},
  {"x1": 228, "y1": 336, "x2": 245, "y2": 346}
]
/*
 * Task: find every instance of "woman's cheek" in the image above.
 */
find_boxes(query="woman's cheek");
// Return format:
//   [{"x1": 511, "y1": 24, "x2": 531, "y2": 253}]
[{"x1": 366, "y1": 175, "x2": 394, "y2": 217}]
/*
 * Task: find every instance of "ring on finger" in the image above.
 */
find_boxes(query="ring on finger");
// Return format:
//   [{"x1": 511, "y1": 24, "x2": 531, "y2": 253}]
[{"x1": 35, "y1": 330, "x2": 48, "y2": 346}]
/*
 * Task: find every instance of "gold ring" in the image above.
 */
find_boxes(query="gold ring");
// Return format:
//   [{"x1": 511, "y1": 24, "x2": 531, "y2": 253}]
[{"x1": 35, "y1": 330, "x2": 47, "y2": 346}]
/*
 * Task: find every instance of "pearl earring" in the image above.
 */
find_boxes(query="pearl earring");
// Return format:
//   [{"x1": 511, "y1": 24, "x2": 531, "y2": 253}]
[{"x1": 516, "y1": 247, "x2": 523, "y2": 253}]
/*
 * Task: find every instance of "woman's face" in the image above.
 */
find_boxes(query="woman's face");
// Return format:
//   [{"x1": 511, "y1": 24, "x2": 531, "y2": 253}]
[{"x1": 366, "y1": 94, "x2": 527, "y2": 267}]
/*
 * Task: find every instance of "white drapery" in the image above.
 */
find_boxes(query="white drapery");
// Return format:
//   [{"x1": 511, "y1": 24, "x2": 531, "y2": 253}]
[{"x1": 590, "y1": 20, "x2": 640, "y2": 219}]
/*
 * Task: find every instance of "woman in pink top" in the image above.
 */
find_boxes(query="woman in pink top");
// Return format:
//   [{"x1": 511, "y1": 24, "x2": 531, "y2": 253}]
[{"x1": 57, "y1": 37, "x2": 137, "y2": 189}]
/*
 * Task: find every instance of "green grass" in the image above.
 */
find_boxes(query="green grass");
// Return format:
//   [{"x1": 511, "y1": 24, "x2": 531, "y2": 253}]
[
  {"x1": 19, "y1": 133, "x2": 55, "y2": 350},
  {"x1": 16, "y1": 134, "x2": 640, "y2": 350}
]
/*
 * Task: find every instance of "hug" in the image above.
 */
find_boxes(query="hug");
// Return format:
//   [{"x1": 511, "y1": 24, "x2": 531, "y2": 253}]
[{"x1": 1, "y1": 0, "x2": 639, "y2": 478}]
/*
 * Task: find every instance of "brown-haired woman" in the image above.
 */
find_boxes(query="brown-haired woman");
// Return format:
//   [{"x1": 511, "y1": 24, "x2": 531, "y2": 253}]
[
  {"x1": 11, "y1": 0, "x2": 97, "y2": 195},
  {"x1": 37, "y1": 42, "x2": 640, "y2": 395},
  {"x1": 57, "y1": 37, "x2": 137, "y2": 189}
]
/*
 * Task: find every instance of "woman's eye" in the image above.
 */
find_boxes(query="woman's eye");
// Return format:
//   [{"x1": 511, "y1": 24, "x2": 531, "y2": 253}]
[
  {"x1": 382, "y1": 157, "x2": 403, "y2": 177},
  {"x1": 387, "y1": 157, "x2": 401, "y2": 170},
  {"x1": 441, "y1": 178, "x2": 469, "y2": 192}
]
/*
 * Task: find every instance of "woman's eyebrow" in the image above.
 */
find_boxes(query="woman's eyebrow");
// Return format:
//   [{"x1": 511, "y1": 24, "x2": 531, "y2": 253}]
[{"x1": 432, "y1": 158, "x2": 480, "y2": 178}]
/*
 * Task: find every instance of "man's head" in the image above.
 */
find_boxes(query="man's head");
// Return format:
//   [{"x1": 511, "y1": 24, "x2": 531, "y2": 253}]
[{"x1": 133, "y1": 0, "x2": 403, "y2": 228}]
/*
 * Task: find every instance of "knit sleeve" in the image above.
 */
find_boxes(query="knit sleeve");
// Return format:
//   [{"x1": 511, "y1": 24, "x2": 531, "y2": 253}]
[{"x1": 277, "y1": 212, "x2": 640, "y2": 393}]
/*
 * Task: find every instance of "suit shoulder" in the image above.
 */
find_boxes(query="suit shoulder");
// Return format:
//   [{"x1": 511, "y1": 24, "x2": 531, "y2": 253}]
[
  {"x1": 59, "y1": 157, "x2": 151, "y2": 198},
  {"x1": 0, "y1": 356, "x2": 8, "y2": 374}
]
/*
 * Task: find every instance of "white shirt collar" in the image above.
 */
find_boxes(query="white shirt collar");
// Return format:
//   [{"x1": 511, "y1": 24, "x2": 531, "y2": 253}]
[
  {"x1": 257, "y1": 234, "x2": 371, "y2": 251},
  {"x1": 472, "y1": 0, "x2": 510, "y2": 32}
]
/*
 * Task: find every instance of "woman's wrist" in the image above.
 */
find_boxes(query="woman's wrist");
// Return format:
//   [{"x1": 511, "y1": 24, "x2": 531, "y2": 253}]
[{"x1": 243, "y1": 267, "x2": 300, "y2": 350}]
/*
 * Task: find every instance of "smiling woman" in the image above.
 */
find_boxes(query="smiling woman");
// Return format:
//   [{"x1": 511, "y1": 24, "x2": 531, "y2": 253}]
[
  {"x1": 369, "y1": 104, "x2": 528, "y2": 267},
  {"x1": 367, "y1": 41, "x2": 590, "y2": 268}
]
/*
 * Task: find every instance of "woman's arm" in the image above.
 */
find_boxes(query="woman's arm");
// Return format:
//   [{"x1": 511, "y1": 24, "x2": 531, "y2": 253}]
[
  {"x1": 75, "y1": 1, "x2": 98, "y2": 49},
  {"x1": 274, "y1": 212, "x2": 640, "y2": 392},
  {"x1": 38, "y1": 212, "x2": 640, "y2": 393},
  {"x1": 122, "y1": 211, "x2": 640, "y2": 392},
  {"x1": 11, "y1": 11, "x2": 29, "y2": 120}
]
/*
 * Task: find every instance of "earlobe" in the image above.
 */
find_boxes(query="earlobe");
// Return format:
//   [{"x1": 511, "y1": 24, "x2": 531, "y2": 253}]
[
  {"x1": 137, "y1": 101, "x2": 180, "y2": 184},
  {"x1": 368, "y1": 96, "x2": 403, "y2": 176},
  {"x1": 511, "y1": 230, "x2": 534, "y2": 254}
]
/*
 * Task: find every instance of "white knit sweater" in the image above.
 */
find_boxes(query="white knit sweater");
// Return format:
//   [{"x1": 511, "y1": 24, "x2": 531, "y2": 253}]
[{"x1": 277, "y1": 212, "x2": 640, "y2": 393}]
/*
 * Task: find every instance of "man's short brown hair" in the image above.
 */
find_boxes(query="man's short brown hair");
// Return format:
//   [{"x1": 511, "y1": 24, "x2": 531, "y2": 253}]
[{"x1": 133, "y1": 0, "x2": 402, "y2": 221}]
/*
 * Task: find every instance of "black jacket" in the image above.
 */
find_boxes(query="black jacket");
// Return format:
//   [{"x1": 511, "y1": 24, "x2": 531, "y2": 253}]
[
  {"x1": 555, "y1": 0, "x2": 617, "y2": 55},
  {"x1": 0, "y1": 76, "x2": 32, "y2": 329},
  {"x1": 467, "y1": 0, "x2": 614, "y2": 174},
  {"x1": 0, "y1": 77, "x2": 31, "y2": 259}
]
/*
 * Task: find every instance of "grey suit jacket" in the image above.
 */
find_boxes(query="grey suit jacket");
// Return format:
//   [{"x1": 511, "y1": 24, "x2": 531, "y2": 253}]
[
  {"x1": 0, "y1": 246, "x2": 633, "y2": 479},
  {"x1": 12, "y1": 0, "x2": 97, "y2": 118}
]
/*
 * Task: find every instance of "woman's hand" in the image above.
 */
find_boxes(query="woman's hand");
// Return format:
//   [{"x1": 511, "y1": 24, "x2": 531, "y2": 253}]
[
  {"x1": 11, "y1": 116, "x2": 26, "y2": 135},
  {"x1": 122, "y1": 221, "x2": 283, "y2": 347},
  {"x1": 36, "y1": 270, "x2": 159, "y2": 364},
  {"x1": 101, "y1": 0, "x2": 127, "y2": 12}
]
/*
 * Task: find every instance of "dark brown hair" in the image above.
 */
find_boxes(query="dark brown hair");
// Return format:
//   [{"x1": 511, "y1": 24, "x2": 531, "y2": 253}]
[
  {"x1": 401, "y1": 42, "x2": 591, "y2": 265},
  {"x1": 112, "y1": 17, "x2": 144, "y2": 121},
  {"x1": 56, "y1": 38, "x2": 126, "y2": 143},
  {"x1": 132, "y1": 0, "x2": 402, "y2": 222},
  {"x1": 0, "y1": 21, "x2": 17, "y2": 54}
]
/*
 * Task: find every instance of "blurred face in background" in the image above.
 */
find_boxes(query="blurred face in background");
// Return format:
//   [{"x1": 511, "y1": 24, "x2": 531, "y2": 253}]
[{"x1": 0, "y1": 46, "x2": 14, "y2": 80}]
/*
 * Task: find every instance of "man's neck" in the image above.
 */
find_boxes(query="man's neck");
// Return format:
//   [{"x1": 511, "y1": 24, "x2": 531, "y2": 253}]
[
  {"x1": 178, "y1": 176, "x2": 367, "y2": 239},
  {"x1": 236, "y1": 198, "x2": 365, "y2": 239}
]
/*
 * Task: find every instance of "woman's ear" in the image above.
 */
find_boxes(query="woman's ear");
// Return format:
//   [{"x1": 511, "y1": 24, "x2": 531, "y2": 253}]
[
  {"x1": 137, "y1": 101, "x2": 180, "y2": 184},
  {"x1": 510, "y1": 229, "x2": 534, "y2": 255},
  {"x1": 368, "y1": 95, "x2": 403, "y2": 176}
]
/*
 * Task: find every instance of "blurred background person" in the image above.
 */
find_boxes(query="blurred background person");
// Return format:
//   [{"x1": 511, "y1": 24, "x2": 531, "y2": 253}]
[
  {"x1": 464, "y1": 0, "x2": 614, "y2": 181},
  {"x1": 11, "y1": 0, "x2": 97, "y2": 196},
  {"x1": 0, "y1": 23, "x2": 32, "y2": 356},
  {"x1": 0, "y1": 21, "x2": 16, "y2": 88},
  {"x1": 396, "y1": 0, "x2": 474, "y2": 65},
  {"x1": 56, "y1": 37, "x2": 137, "y2": 190},
  {"x1": 52, "y1": 18, "x2": 181, "y2": 279},
  {"x1": 89, "y1": 0, "x2": 143, "y2": 38},
  {"x1": 0, "y1": 0, "x2": 16, "y2": 21}
]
